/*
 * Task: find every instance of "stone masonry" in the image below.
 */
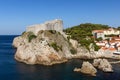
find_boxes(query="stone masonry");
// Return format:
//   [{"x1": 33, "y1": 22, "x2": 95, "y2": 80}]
[{"x1": 26, "y1": 19, "x2": 63, "y2": 35}]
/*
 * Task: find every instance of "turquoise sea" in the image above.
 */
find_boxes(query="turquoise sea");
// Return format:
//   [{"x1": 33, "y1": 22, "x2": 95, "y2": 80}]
[{"x1": 0, "y1": 35, "x2": 120, "y2": 80}]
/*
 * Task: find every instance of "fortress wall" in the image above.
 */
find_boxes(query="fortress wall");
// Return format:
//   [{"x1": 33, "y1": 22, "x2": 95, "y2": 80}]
[
  {"x1": 26, "y1": 19, "x2": 63, "y2": 35},
  {"x1": 26, "y1": 26, "x2": 36, "y2": 34}
]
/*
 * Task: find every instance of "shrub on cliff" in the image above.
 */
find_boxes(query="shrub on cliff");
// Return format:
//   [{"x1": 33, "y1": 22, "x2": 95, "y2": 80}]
[
  {"x1": 27, "y1": 32, "x2": 37, "y2": 42},
  {"x1": 70, "y1": 48, "x2": 77, "y2": 54},
  {"x1": 49, "y1": 30, "x2": 56, "y2": 34},
  {"x1": 93, "y1": 43, "x2": 100, "y2": 51},
  {"x1": 21, "y1": 31, "x2": 26, "y2": 35},
  {"x1": 50, "y1": 42, "x2": 62, "y2": 52}
]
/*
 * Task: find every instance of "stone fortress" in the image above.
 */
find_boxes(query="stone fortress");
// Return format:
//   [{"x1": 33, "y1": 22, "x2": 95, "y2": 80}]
[{"x1": 26, "y1": 19, "x2": 63, "y2": 35}]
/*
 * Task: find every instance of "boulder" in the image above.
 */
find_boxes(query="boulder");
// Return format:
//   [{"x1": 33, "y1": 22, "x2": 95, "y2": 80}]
[
  {"x1": 69, "y1": 39, "x2": 78, "y2": 49},
  {"x1": 93, "y1": 59, "x2": 113, "y2": 72},
  {"x1": 73, "y1": 67, "x2": 81, "y2": 72},
  {"x1": 93, "y1": 59, "x2": 101, "y2": 67},
  {"x1": 80, "y1": 61, "x2": 97, "y2": 76}
]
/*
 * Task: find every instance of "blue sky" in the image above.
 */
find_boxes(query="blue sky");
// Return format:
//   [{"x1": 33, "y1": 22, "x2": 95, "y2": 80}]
[{"x1": 0, "y1": 0, "x2": 120, "y2": 35}]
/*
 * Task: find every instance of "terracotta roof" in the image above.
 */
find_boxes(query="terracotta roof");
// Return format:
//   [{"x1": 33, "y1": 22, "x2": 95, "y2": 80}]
[
  {"x1": 109, "y1": 40, "x2": 120, "y2": 43},
  {"x1": 109, "y1": 40, "x2": 116, "y2": 43},
  {"x1": 113, "y1": 37, "x2": 120, "y2": 40},
  {"x1": 101, "y1": 47, "x2": 107, "y2": 50},
  {"x1": 92, "y1": 30, "x2": 104, "y2": 33},
  {"x1": 108, "y1": 48, "x2": 116, "y2": 51},
  {"x1": 101, "y1": 47, "x2": 116, "y2": 51},
  {"x1": 93, "y1": 28, "x2": 119, "y2": 33}
]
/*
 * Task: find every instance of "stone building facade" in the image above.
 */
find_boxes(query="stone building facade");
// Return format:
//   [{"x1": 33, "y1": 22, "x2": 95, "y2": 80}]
[
  {"x1": 92, "y1": 28, "x2": 120, "y2": 39},
  {"x1": 26, "y1": 19, "x2": 63, "y2": 35}
]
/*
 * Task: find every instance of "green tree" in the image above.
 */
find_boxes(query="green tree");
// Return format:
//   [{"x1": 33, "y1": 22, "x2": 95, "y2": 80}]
[
  {"x1": 64, "y1": 23, "x2": 110, "y2": 50},
  {"x1": 96, "y1": 37, "x2": 103, "y2": 42}
]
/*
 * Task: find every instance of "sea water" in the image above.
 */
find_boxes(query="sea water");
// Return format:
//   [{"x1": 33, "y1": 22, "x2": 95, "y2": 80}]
[{"x1": 0, "y1": 35, "x2": 120, "y2": 80}]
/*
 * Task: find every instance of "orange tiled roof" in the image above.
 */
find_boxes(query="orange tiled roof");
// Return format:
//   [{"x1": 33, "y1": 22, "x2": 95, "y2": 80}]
[
  {"x1": 113, "y1": 37, "x2": 120, "y2": 40},
  {"x1": 101, "y1": 47, "x2": 107, "y2": 50},
  {"x1": 92, "y1": 30, "x2": 104, "y2": 33},
  {"x1": 109, "y1": 40, "x2": 116, "y2": 43},
  {"x1": 101, "y1": 47, "x2": 116, "y2": 51},
  {"x1": 109, "y1": 40, "x2": 120, "y2": 43},
  {"x1": 115, "y1": 40, "x2": 120, "y2": 42},
  {"x1": 108, "y1": 48, "x2": 116, "y2": 51}
]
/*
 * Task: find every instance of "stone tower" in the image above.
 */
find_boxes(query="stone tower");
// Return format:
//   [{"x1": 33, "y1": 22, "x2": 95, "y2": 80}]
[{"x1": 26, "y1": 19, "x2": 63, "y2": 35}]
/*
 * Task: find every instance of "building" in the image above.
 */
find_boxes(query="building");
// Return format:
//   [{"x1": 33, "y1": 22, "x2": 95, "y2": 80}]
[
  {"x1": 92, "y1": 28, "x2": 120, "y2": 39},
  {"x1": 26, "y1": 19, "x2": 63, "y2": 35},
  {"x1": 92, "y1": 30, "x2": 105, "y2": 39},
  {"x1": 104, "y1": 28, "x2": 120, "y2": 35}
]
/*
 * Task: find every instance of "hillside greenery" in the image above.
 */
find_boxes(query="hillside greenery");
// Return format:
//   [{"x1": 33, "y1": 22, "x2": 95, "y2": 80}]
[
  {"x1": 64, "y1": 23, "x2": 110, "y2": 51},
  {"x1": 50, "y1": 42, "x2": 62, "y2": 52},
  {"x1": 28, "y1": 32, "x2": 37, "y2": 42}
]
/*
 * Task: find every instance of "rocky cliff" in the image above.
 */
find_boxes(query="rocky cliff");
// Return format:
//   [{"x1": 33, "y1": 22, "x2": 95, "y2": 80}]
[
  {"x1": 13, "y1": 30, "x2": 72, "y2": 65},
  {"x1": 13, "y1": 19, "x2": 104, "y2": 65}
]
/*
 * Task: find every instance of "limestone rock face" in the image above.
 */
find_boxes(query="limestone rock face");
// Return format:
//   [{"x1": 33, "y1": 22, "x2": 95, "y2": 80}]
[
  {"x1": 13, "y1": 30, "x2": 73, "y2": 65},
  {"x1": 80, "y1": 61, "x2": 97, "y2": 76},
  {"x1": 75, "y1": 46, "x2": 103, "y2": 59},
  {"x1": 69, "y1": 39, "x2": 78, "y2": 49},
  {"x1": 12, "y1": 37, "x2": 24, "y2": 48},
  {"x1": 93, "y1": 59, "x2": 113, "y2": 72},
  {"x1": 93, "y1": 59, "x2": 101, "y2": 67},
  {"x1": 73, "y1": 67, "x2": 81, "y2": 72}
]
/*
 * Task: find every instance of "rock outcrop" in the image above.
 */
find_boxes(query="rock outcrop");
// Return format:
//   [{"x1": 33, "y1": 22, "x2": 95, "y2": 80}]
[
  {"x1": 13, "y1": 19, "x2": 105, "y2": 66},
  {"x1": 73, "y1": 67, "x2": 81, "y2": 72},
  {"x1": 69, "y1": 39, "x2": 78, "y2": 49},
  {"x1": 13, "y1": 30, "x2": 72, "y2": 65},
  {"x1": 79, "y1": 61, "x2": 97, "y2": 76},
  {"x1": 93, "y1": 59, "x2": 113, "y2": 72}
]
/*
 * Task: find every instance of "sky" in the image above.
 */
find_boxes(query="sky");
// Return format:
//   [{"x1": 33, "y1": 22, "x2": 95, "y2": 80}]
[{"x1": 0, "y1": 0, "x2": 120, "y2": 35}]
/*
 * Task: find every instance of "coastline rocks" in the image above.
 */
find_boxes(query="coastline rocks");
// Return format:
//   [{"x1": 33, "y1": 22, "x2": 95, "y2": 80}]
[
  {"x1": 93, "y1": 59, "x2": 113, "y2": 72},
  {"x1": 78, "y1": 61, "x2": 97, "y2": 76},
  {"x1": 75, "y1": 45, "x2": 105, "y2": 59},
  {"x1": 93, "y1": 59, "x2": 101, "y2": 67},
  {"x1": 74, "y1": 59, "x2": 113, "y2": 76},
  {"x1": 73, "y1": 67, "x2": 81, "y2": 72},
  {"x1": 12, "y1": 37, "x2": 24, "y2": 48}
]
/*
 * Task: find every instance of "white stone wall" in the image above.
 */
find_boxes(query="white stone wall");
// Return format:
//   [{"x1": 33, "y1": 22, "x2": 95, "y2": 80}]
[
  {"x1": 26, "y1": 19, "x2": 63, "y2": 35},
  {"x1": 104, "y1": 30, "x2": 120, "y2": 35},
  {"x1": 96, "y1": 33, "x2": 105, "y2": 39}
]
